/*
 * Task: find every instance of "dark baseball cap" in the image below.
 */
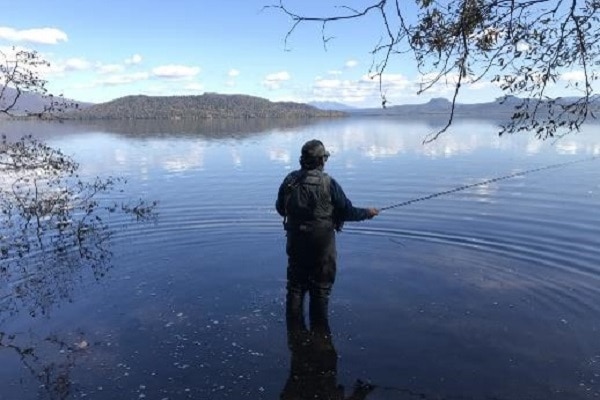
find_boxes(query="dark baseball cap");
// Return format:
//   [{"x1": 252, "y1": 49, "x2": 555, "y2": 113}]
[{"x1": 301, "y1": 139, "x2": 330, "y2": 159}]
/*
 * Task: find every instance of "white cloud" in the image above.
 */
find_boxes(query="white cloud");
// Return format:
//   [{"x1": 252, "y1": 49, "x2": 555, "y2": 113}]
[
  {"x1": 468, "y1": 80, "x2": 494, "y2": 90},
  {"x1": 418, "y1": 72, "x2": 459, "y2": 87},
  {"x1": 94, "y1": 55, "x2": 141, "y2": 75},
  {"x1": 64, "y1": 58, "x2": 91, "y2": 71},
  {"x1": 561, "y1": 70, "x2": 586, "y2": 82},
  {"x1": 417, "y1": 72, "x2": 494, "y2": 94},
  {"x1": 363, "y1": 73, "x2": 411, "y2": 88},
  {"x1": 96, "y1": 63, "x2": 125, "y2": 74},
  {"x1": 345, "y1": 60, "x2": 358, "y2": 68},
  {"x1": 70, "y1": 82, "x2": 96, "y2": 90},
  {"x1": 328, "y1": 70, "x2": 342, "y2": 76},
  {"x1": 311, "y1": 73, "x2": 412, "y2": 104},
  {"x1": 314, "y1": 79, "x2": 342, "y2": 89},
  {"x1": 312, "y1": 79, "x2": 369, "y2": 103},
  {"x1": 98, "y1": 72, "x2": 150, "y2": 86},
  {"x1": 152, "y1": 65, "x2": 200, "y2": 79},
  {"x1": 124, "y1": 54, "x2": 142, "y2": 65},
  {"x1": 0, "y1": 27, "x2": 68, "y2": 44},
  {"x1": 31, "y1": 57, "x2": 92, "y2": 76},
  {"x1": 226, "y1": 69, "x2": 239, "y2": 87},
  {"x1": 262, "y1": 71, "x2": 291, "y2": 90},
  {"x1": 183, "y1": 82, "x2": 204, "y2": 92}
]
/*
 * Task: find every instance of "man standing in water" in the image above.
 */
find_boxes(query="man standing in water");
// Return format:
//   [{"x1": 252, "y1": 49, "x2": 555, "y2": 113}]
[{"x1": 276, "y1": 139, "x2": 379, "y2": 334}]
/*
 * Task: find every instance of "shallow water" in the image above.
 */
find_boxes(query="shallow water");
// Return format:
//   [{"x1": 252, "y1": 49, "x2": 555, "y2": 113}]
[{"x1": 1, "y1": 118, "x2": 600, "y2": 400}]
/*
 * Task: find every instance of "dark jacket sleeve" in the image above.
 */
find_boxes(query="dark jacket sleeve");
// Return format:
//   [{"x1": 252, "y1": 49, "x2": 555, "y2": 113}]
[{"x1": 330, "y1": 177, "x2": 370, "y2": 222}]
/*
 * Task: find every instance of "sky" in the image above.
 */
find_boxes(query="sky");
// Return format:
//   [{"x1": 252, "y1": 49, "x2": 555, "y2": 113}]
[{"x1": 0, "y1": 0, "x2": 591, "y2": 107}]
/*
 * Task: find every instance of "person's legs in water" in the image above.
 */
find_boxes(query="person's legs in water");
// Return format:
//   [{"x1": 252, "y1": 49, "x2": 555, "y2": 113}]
[
  {"x1": 308, "y1": 230, "x2": 336, "y2": 335},
  {"x1": 285, "y1": 231, "x2": 311, "y2": 332},
  {"x1": 286, "y1": 228, "x2": 336, "y2": 334},
  {"x1": 286, "y1": 284, "x2": 307, "y2": 332},
  {"x1": 309, "y1": 285, "x2": 331, "y2": 334}
]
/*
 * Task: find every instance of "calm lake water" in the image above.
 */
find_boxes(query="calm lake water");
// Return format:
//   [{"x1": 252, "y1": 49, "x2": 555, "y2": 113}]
[{"x1": 1, "y1": 117, "x2": 599, "y2": 400}]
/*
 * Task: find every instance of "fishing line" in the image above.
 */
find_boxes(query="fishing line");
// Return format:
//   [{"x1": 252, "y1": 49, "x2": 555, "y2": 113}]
[{"x1": 380, "y1": 155, "x2": 599, "y2": 211}]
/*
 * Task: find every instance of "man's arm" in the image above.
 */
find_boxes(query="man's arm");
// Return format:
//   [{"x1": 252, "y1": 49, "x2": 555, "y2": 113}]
[{"x1": 330, "y1": 178, "x2": 378, "y2": 222}]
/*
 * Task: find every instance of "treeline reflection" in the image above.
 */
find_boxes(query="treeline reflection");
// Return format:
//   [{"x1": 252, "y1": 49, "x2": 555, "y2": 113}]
[{"x1": 89, "y1": 117, "x2": 327, "y2": 138}]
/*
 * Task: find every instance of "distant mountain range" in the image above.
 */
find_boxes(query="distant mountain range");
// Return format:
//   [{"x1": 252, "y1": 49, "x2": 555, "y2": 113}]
[
  {"x1": 0, "y1": 87, "x2": 92, "y2": 115},
  {"x1": 348, "y1": 96, "x2": 600, "y2": 117},
  {"x1": 3, "y1": 89, "x2": 598, "y2": 121}
]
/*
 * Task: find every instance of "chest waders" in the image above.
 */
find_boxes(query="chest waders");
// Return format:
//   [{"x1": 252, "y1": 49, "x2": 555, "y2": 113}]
[{"x1": 283, "y1": 169, "x2": 337, "y2": 334}]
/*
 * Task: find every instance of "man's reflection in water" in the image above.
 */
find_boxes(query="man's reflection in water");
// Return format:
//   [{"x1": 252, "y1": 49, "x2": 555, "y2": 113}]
[{"x1": 281, "y1": 300, "x2": 375, "y2": 400}]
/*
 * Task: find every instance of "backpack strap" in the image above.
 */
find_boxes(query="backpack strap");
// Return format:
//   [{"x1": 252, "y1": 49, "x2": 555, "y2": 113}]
[{"x1": 320, "y1": 173, "x2": 331, "y2": 201}]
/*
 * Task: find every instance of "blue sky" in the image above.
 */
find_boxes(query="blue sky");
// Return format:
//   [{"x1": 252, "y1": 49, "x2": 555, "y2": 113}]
[{"x1": 0, "y1": 0, "x2": 588, "y2": 107}]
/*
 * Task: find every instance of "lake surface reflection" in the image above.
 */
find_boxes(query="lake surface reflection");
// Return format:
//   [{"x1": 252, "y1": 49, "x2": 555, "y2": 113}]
[{"x1": 1, "y1": 118, "x2": 599, "y2": 400}]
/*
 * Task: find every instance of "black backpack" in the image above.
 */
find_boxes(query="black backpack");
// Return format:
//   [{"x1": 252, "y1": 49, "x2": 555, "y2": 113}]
[{"x1": 283, "y1": 170, "x2": 334, "y2": 230}]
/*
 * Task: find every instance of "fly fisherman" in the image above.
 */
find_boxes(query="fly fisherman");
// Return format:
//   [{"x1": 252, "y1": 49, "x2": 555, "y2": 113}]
[{"x1": 276, "y1": 139, "x2": 379, "y2": 335}]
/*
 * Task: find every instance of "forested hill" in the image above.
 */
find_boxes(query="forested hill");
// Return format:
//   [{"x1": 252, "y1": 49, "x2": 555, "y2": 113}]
[{"x1": 65, "y1": 93, "x2": 345, "y2": 119}]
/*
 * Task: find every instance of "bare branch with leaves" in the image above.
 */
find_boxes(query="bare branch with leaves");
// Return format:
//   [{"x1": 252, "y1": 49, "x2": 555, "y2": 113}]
[
  {"x1": 271, "y1": 0, "x2": 600, "y2": 141},
  {"x1": 0, "y1": 47, "x2": 79, "y2": 118}
]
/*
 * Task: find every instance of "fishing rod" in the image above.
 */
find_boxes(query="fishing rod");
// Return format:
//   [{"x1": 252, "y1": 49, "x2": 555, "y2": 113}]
[{"x1": 380, "y1": 155, "x2": 599, "y2": 211}]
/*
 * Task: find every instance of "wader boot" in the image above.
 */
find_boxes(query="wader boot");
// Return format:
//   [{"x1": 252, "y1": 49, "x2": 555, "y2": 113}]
[
  {"x1": 309, "y1": 286, "x2": 331, "y2": 335},
  {"x1": 286, "y1": 286, "x2": 307, "y2": 333}
]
